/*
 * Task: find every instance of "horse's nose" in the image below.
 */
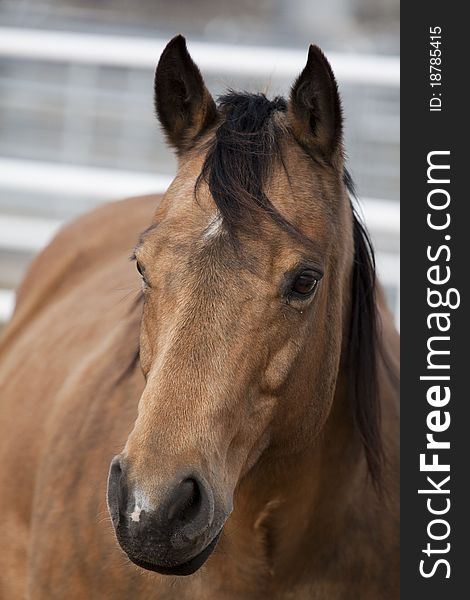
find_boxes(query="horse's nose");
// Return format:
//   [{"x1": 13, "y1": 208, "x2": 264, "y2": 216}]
[{"x1": 107, "y1": 455, "x2": 214, "y2": 550}]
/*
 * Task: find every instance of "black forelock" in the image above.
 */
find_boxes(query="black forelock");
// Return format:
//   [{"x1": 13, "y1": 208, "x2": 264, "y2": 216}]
[{"x1": 196, "y1": 92, "x2": 293, "y2": 235}]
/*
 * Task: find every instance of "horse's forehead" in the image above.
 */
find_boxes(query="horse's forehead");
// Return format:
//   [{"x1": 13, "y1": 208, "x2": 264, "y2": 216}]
[{"x1": 154, "y1": 139, "x2": 335, "y2": 256}]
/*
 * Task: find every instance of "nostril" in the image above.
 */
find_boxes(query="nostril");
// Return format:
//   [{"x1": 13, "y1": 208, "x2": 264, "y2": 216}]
[
  {"x1": 167, "y1": 475, "x2": 215, "y2": 549},
  {"x1": 107, "y1": 455, "x2": 127, "y2": 527},
  {"x1": 110, "y1": 455, "x2": 122, "y2": 478},
  {"x1": 167, "y1": 478, "x2": 201, "y2": 524}
]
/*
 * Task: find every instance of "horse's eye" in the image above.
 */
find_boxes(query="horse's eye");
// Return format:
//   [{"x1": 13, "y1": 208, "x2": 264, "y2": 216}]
[
  {"x1": 292, "y1": 270, "x2": 318, "y2": 296},
  {"x1": 136, "y1": 262, "x2": 144, "y2": 277}
]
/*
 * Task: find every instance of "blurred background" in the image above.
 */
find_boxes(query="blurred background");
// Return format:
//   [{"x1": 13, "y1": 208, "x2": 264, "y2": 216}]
[{"x1": 0, "y1": 0, "x2": 399, "y2": 330}]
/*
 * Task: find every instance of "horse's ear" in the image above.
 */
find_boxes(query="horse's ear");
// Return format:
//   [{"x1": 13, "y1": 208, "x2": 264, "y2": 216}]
[
  {"x1": 288, "y1": 45, "x2": 343, "y2": 163},
  {"x1": 155, "y1": 35, "x2": 217, "y2": 152}
]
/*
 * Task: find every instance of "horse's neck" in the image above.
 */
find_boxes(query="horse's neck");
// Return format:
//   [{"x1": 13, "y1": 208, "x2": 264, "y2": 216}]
[{"x1": 224, "y1": 373, "x2": 396, "y2": 592}]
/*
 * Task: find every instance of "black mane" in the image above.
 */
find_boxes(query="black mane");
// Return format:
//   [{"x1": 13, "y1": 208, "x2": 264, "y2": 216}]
[{"x1": 196, "y1": 92, "x2": 383, "y2": 489}]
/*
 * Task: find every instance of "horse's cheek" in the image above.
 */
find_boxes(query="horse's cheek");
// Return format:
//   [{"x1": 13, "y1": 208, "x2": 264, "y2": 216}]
[{"x1": 262, "y1": 339, "x2": 302, "y2": 392}]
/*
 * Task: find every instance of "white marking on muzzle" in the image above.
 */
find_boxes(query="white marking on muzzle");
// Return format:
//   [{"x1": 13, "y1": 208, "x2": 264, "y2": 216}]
[
  {"x1": 129, "y1": 489, "x2": 155, "y2": 522},
  {"x1": 130, "y1": 504, "x2": 142, "y2": 522}
]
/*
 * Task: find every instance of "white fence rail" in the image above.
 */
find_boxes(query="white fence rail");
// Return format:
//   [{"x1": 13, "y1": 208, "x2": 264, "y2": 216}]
[
  {"x1": 0, "y1": 27, "x2": 400, "y2": 86},
  {"x1": 0, "y1": 158, "x2": 173, "y2": 201},
  {"x1": 0, "y1": 289, "x2": 14, "y2": 324}
]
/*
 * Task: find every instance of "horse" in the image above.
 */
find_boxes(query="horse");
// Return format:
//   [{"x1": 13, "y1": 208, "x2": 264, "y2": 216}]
[{"x1": 0, "y1": 36, "x2": 399, "y2": 599}]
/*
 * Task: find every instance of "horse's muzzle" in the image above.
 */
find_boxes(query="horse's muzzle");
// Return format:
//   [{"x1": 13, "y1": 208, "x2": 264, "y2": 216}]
[{"x1": 106, "y1": 455, "x2": 225, "y2": 575}]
